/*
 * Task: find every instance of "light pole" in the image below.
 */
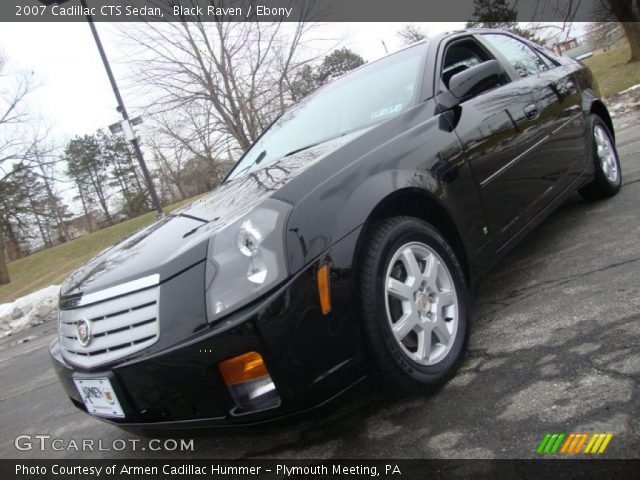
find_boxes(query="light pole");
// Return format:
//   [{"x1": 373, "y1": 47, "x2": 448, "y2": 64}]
[{"x1": 39, "y1": 0, "x2": 164, "y2": 217}]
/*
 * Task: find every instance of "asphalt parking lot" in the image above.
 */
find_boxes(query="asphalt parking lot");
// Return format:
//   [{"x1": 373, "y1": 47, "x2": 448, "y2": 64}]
[{"x1": 1, "y1": 112, "x2": 638, "y2": 460}]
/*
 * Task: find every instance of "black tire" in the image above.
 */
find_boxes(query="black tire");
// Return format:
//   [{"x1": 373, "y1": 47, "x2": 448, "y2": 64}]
[
  {"x1": 358, "y1": 216, "x2": 469, "y2": 393},
  {"x1": 579, "y1": 114, "x2": 622, "y2": 201}
]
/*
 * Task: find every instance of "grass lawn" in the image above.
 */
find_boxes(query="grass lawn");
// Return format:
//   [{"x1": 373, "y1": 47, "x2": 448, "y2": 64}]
[
  {"x1": 0, "y1": 195, "x2": 203, "y2": 304},
  {"x1": 583, "y1": 42, "x2": 640, "y2": 97}
]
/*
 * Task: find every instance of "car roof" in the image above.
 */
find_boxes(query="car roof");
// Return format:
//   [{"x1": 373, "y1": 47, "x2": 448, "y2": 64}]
[{"x1": 438, "y1": 27, "x2": 547, "y2": 41}]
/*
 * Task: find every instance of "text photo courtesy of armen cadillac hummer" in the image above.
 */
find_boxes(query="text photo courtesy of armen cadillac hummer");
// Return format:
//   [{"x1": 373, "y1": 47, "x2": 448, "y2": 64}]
[
  {"x1": 1, "y1": 0, "x2": 639, "y2": 477},
  {"x1": 15, "y1": 462, "x2": 403, "y2": 476}
]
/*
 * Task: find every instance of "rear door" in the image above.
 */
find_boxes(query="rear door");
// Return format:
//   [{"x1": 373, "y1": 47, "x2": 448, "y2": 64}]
[{"x1": 478, "y1": 33, "x2": 587, "y2": 210}]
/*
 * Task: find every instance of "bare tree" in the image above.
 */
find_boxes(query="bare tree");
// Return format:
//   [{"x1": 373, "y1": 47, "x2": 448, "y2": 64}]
[
  {"x1": 0, "y1": 55, "x2": 43, "y2": 284},
  {"x1": 148, "y1": 103, "x2": 234, "y2": 201},
  {"x1": 120, "y1": 20, "x2": 322, "y2": 153},
  {"x1": 149, "y1": 115, "x2": 191, "y2": 201},
  {"x1": 398, "y1": 24, "x2": 429, "y2": 45},
  {"x1": 32, "y1": 142, "x2": 71, "y2": 244},
  {"x1": 584, "y1": 21, "x2": 625, "y2": 50},
  {"x1": 524, "y1": 0, "x2": 639, "y2": 62}
]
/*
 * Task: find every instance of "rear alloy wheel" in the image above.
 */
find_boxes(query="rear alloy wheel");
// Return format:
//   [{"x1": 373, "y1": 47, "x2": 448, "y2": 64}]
[
  {"x1": 359, "y1": 217, "x2": 469, "y2": 392},
  {"x1": 579, "y1": 115, "x2": 622, "y2": 201}
]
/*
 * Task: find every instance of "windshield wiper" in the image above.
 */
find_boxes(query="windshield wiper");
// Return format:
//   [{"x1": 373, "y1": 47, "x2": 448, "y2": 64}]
[
  {"x1": 224, "y1": 150, "x2": 267, "y2": 182},
  {"x1": 284, "y1": 142, "x2": 321, "y2": 157},
  {"x1": 285, "y1": 130, "x2": 356, "y2": 158},
  {"x1": 227, "y1": 131, "x2": 352, "y2": 184},
  {"x1": 254, "y1": 150, "x2": 267, "y2": 165}
]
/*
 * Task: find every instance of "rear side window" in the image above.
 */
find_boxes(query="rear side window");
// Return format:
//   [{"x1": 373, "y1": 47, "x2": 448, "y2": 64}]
[
  {"x1": 533, "y1": 47, "x2": 560, "y2": 68},
  {"x1": 482, "y1": 33, "x2": 550, "y2": 78}
]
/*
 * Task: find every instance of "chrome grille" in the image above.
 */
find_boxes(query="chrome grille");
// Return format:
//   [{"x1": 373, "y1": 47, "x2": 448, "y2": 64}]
[{"x1": 59, "y1": 286, "x2": 160, "y2": 369}]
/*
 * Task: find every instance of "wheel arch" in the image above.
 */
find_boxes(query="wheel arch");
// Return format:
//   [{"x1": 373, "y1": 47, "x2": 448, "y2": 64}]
[
  {"x1": 590, "y1": 100, "x2": 615, "y2": 141},
  {"x1": 354, "y1": 188, "x2": 471, "y2": 287}
]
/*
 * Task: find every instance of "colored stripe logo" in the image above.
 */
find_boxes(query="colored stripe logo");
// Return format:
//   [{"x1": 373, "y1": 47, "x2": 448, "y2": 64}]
[{"x1": 537, "y1": 433, "x2": 613, "y2": 454}]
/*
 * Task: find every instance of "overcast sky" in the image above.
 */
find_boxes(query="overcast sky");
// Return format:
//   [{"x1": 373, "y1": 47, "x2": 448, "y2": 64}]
[
  {"x1": 5, "y1": 20, "x2": 587, "y2": 217},
  {"x1": 0, "y1": 22, "x2": 467, "y2": 212},
  {"x1": 0, "y1": 22, "x2": 465, "y2": 143}
]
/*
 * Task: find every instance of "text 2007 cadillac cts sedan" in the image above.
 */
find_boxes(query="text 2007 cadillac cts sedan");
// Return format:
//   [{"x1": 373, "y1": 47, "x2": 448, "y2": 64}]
[{"x1": 51, "y1": 30, "x2": 621, "y2": 429}]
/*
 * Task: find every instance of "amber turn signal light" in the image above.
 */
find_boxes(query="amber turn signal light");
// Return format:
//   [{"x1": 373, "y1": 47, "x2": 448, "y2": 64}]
[
  {"x1": 219, "y1": 351, "x2": 269, "y2": 385},
  {"x1": 317, "y1": 263, "x2": 332, "y2": 315}
]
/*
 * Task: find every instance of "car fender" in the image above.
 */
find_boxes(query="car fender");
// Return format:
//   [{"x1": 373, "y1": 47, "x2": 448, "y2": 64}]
[{"x1": 284, "y1": 156, "x2": 486, "y2": 277}]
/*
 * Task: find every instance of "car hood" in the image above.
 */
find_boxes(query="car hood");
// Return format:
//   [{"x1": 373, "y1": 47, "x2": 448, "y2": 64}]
[{"x1": 60, "y1": 129, "x2": 365, "y2": 298}]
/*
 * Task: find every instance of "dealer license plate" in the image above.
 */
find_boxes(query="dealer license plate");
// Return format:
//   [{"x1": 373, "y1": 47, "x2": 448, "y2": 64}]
[{"x1": 73, "y1": 378, "x2": 125, "y2": 418}]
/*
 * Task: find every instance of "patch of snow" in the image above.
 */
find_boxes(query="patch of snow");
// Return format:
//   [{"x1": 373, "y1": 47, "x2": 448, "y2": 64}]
[
  {"x1": 0, "y1": 285, "x2": 60, "y2": 339},
  {"x1": 618, "y1": 84, "x2": 640, "y2": 95},
  {"x1": 0, "y1": 302, "x2": 13, "y2": 319},
  {"x1": 607, "y1": 83, "x2": 640, "y2": 118}
]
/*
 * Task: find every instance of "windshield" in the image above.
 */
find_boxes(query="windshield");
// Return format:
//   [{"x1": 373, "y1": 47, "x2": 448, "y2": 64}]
[{"x1": 227, "y1": 44, "x2": 426, "y2": 180}]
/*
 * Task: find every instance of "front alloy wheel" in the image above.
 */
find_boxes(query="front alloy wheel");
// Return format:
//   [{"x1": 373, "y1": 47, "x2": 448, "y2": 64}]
[
  {"x1": 385, "y1": 242, "x2": 459, "y2": 366},
  {"x1": 359, "y1": 216, "x2": 469, "y2": 392}
]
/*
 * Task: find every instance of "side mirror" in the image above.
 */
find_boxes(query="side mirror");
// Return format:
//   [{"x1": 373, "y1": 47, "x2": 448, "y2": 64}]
[{"x1": 437, "y1": 60, "x2": 505, "y2": 110}]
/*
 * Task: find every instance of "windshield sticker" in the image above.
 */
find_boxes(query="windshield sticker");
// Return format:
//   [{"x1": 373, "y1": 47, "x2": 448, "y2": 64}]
[{"x1": 370, "y1": 104, "x2": 404, "y2": 120}]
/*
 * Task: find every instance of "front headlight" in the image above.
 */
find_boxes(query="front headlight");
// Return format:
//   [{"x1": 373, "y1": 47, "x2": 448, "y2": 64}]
[{"x1": 205, "y1": 198, "x2": 292, "y2": 322}]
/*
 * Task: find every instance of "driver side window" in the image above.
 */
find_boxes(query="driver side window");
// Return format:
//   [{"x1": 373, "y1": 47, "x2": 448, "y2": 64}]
[{"x1": 440, "y1": 38, "x2": 502, "y2": 94}]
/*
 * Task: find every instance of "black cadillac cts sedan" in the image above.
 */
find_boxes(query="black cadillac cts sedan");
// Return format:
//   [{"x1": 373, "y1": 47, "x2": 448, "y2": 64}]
[{"x1": 51, "y1": 30, "x2": 621, "y2": 429}]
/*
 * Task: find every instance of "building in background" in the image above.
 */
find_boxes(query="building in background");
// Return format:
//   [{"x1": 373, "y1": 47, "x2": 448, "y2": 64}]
[{"x1": 552, "y1": 38, "x2": 579, "y2": 55}]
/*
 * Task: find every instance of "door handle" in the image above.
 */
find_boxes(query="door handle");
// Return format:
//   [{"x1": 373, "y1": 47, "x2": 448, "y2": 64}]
[{"x1": 524, "y1": 104, "x2": 539, "y2": 121}]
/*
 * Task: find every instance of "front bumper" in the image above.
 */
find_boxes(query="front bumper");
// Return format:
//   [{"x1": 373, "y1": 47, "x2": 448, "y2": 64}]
[{"x1": 50, "y1": 229, "x2": 365, "y2": 429}]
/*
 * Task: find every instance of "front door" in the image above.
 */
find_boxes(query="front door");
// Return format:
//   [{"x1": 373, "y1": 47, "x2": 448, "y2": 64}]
[{"x1": 435, "y1": 35, "x2": 553, "y2": 247}]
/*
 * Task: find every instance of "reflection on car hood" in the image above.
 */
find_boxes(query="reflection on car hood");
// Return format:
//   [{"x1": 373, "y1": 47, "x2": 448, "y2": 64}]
[
  {"x1": 60, "y1": 129, "x2": 366, "y2": 298},
  {"x1": 175, "y1": 128, "x2": 369, "y2": 222}
]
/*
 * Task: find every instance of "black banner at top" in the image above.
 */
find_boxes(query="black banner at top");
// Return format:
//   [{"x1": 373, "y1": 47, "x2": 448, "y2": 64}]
[{"x1": 4, "y1": 0, "x2": 638, "y2": 22}]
